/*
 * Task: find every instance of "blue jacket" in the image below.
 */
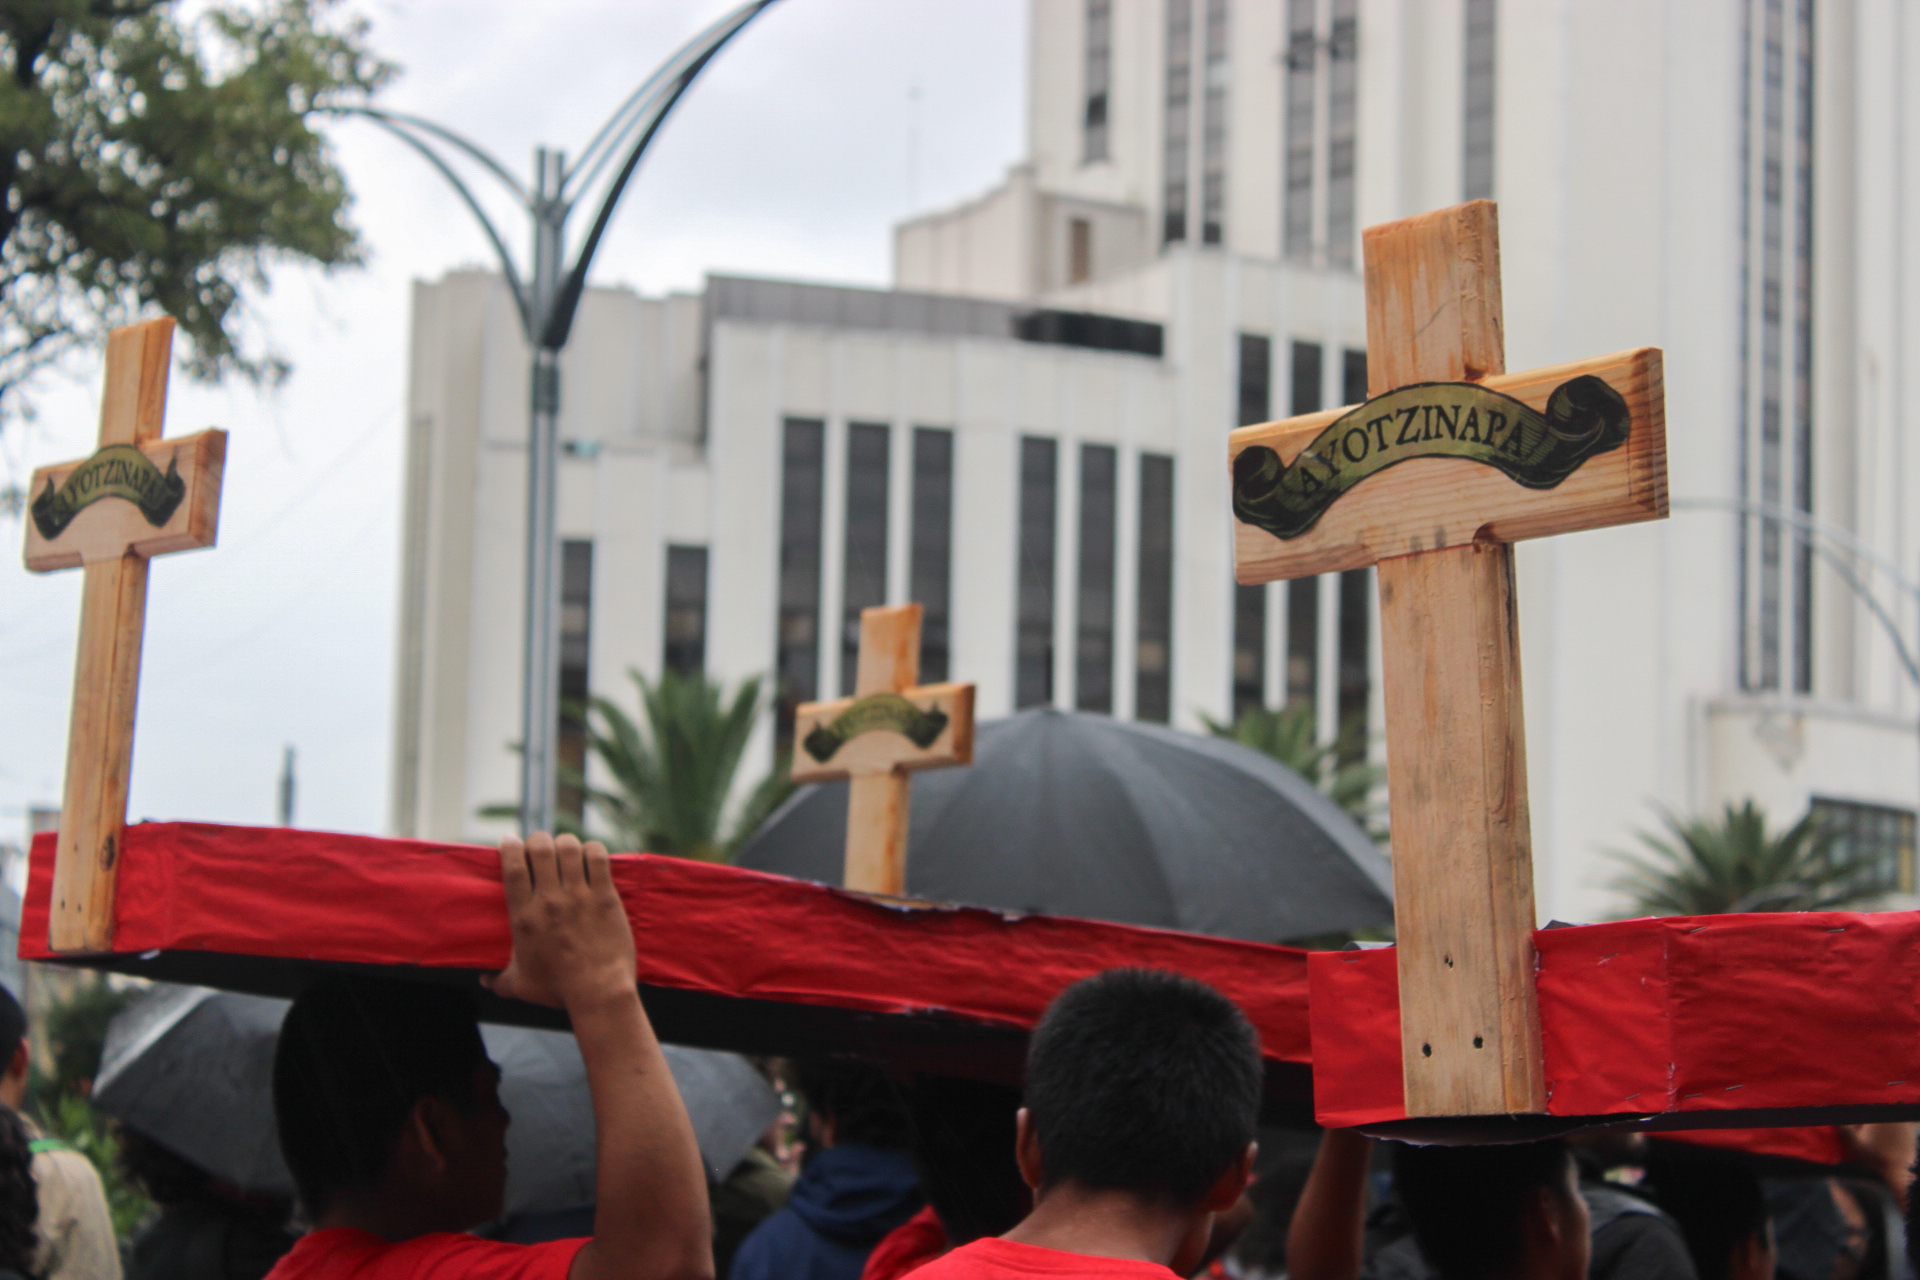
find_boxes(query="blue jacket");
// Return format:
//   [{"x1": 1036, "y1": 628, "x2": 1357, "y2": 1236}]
[{"x1": 728, "y1": 1145, "x2": 923, "y2": 1280}]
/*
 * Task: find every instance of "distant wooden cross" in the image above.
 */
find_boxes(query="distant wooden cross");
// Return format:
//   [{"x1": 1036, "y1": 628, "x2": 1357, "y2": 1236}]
[
  {"x1": 791, "y1": 603, "x2": 975, "y2": 896},
  {"x1": 24, "y1": 318, "x2": 227, "y2": 953},
  {"x1": 1229, "y1": 202, "x2": 1667, "y2": 1117}
]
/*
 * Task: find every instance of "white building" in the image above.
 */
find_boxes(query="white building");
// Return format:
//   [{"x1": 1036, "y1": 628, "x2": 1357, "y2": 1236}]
[{"x1": 392, "y1": 0, "x2": 1920, "y2": 929}]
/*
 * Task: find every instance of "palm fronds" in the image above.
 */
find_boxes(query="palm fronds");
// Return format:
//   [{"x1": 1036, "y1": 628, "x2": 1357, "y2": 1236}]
[
  {"x1": 1607, "y1": 800, "x2": 1885, "y2": 916},
  {"x1": 1203, "y1": 703, "x2": 1386, "y2": 842}
]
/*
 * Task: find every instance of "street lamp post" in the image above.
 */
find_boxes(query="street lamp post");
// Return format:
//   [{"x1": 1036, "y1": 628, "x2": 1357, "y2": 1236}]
[{"x1": 342, "y1": 2, "x2": 776, "y2": 834}]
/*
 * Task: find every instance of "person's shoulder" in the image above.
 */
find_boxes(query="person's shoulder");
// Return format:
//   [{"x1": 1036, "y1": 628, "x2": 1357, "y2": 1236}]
[
  {"x1": 264, "y1": 1229, "x2": 589, "y2": 1280},
  {"x1": 912, "y1": 1239, "x2": 1180, "y2": 1278}
]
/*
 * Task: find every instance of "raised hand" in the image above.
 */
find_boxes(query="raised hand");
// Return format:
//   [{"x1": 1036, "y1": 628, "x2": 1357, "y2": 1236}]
[{"x1": 482, "y1": 832, "x2": 637, "y2": 1012}]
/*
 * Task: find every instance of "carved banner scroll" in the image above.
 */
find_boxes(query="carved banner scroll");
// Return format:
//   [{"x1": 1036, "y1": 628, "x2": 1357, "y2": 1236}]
[
  {"x1": 31, "y1": 444, "x2": 187, "y2": 540},
  {"x1": 804, "y1": 693, "x2": 951, "y2": 764},
  {"x1": 1232, "y1": 375, "x2": 1632, "y2": 541}
]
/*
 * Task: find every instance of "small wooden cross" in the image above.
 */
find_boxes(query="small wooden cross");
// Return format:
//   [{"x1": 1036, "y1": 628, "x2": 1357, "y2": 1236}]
[
  {"x1": 23, "y1": 318, "x2": 227, "y2": 954},
  {"x1": 791, "y1": 603, "x2": 975, "y2": 896},
  {"x1": 1230, "y1": 202, "x2": 1667, "y2": 1117}
]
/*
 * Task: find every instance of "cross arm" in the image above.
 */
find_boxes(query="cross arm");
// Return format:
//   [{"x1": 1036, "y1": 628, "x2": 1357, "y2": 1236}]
[
  {"x1": 1231, "y1": 347, "x2": 1665, "y2": 584},
  {"x1": 24, "y1": 428, "x2": 227, "y2": 572},
  {"x1": 791, "y1": 683, "x2": 975, "y2": 783}
]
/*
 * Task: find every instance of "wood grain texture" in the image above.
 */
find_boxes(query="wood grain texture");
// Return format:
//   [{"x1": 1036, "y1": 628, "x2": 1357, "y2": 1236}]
[
  {"x1": 789, "y1": 683, "x2": 975, "y2": 782},
  {"x1": 24, "y1": 429, "x2": 228, "y2": 571},
  {"x1": 1364, "y1": 201, "x2": 1547, "y2": 1117},
  {"x1": 845, "y1": 772, "x2": 912, "y2": 896},
  {"x1": 1230, "y1": 348, "x2": 1667, "y2": 582},
  {"x1": 855, "y1": 603, "x2": 921, "y2": 695},
  {"x1": 45, "y1": 318, "x2": 185, "y2": 954}
]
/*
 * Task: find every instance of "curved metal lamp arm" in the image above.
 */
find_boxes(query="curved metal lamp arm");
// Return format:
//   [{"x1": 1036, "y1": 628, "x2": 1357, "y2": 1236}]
[
  {"x1": 329, "y1": 108, "x2": 534, "y2": 331},
  {"x1": 564, "y1": 0, "x2": 775, "y2": 202},
  {"x1": 345, "y1": 106, "x2": 533, "y2": 203},
  {"x1": 540, "y1": 0, "x2": 777, "y2": 349}
]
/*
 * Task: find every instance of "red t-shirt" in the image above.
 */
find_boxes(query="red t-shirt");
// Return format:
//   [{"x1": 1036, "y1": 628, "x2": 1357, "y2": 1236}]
[
  {"x1": 909, "y1": 1238, "x2": 1181, "y2": 1278},
  {"x1": 862, "y1": 1205, "x2": 951, "y2": 1279},
  {"x1": 262, "y1": 1227, "x2": 588, "y2": 1280}
]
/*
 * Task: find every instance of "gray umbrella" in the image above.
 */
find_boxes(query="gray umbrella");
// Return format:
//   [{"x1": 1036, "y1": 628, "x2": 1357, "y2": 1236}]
[
  {"x1": 94, "y1": 985, "x2": 781, "y2": 1215},
  {"x1": 737, "y1": 707, "x2": 1394, "y2": 943}
]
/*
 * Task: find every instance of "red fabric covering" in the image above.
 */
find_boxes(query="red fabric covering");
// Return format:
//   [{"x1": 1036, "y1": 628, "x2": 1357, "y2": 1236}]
[
  {"x1": 912, "y1": 1238, "x2": 1178, "y2": 1278},
  {"x1": 262, "y1": 1227, "x2": 585, "y2": 1280},
  {"x1": 1310, "y1": 913, "x2": 1920, "y2": 1160},
  {"x1": 862, "y1": 1206, "x2": 950, "y2": 1280},
  {"x1": 20, "y1": 823, "x2": 1313, "y2": 1072}
]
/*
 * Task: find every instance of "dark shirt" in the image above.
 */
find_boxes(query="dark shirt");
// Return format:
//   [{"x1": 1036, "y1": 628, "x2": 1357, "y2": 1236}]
[
  {"x1": 728, "y1": 1145, "x2": 923, "y2": 1280},
  {"x1": 128, "y1": 1202, "x2": 297, "y2": 1280},
  {"x1": 1363, "y1": 1183, "x2": 1696, "y2": 1280}
]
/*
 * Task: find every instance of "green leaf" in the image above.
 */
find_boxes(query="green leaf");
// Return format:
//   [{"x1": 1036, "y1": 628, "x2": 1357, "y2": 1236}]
[
  {"x1": 1203, "y1": 703, "x2": 1388, "y2": 843},
  {"x1": 1606, "y1": 800, "x2": 1886, "y2": 917}
]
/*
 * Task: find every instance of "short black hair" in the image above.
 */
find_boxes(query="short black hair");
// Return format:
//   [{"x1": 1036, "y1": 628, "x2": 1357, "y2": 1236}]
[
  {"x1": 1024, "y1": 968, "x2": 1262, "y2": 1207},
  {"x1": 906, "y1": 1076, "x2": 1027, "y2": 1246},
  {"x1": 1392, "y1": 1140, "x2": 1574, "y2": 1280},
  {"x1": 0, "y1": 986, "x2": 24, "y2": 1071},
  {"x1": 1651, "y1": 1164, "x2": 1769, "y2": 1280},
  {"x1": 794, "y1": 1059, "x2": 911, "y2": 1150},
  {"x1": 272, "y1": 976, "x2": 491, "y2": 1216}
]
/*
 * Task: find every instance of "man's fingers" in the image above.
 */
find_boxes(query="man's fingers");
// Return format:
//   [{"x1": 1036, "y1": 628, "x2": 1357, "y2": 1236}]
[
  {"x1": 499, "y1": 838, "x2": 533, "y2": 904},
  {"x1": 584, "y1": 840, "x2": 611, "y2": 891},
  {"x1": 555, "y1": 833, "x2": 584, "y2": 891},
  {"x1": 526, "y1": 831, "x2": 560, "y2": 893}
]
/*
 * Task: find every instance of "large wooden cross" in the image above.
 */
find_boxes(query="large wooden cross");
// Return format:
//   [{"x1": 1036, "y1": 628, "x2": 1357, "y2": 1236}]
[
  {"x1": 1229, "y1": 202, "x2": 1667, "y2": 1117},
  {"x1": 24, "y1": 318, "x2": 227, "y2": 954},
  {"x1": 791, "y1": 603, "x2": 975, "y2": 895}
]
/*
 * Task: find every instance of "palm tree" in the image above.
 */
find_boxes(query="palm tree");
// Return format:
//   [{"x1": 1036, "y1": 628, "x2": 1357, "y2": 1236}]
[
  {"x1": 486, "y1": 669, "x2": 794, "y2": 860},
  {"x1": 1203, "y1": 703, "x2": 1385, "y2": 841},
  {"x1": 1607, "y1": 800, "x2": 1884, "y2": 916}
]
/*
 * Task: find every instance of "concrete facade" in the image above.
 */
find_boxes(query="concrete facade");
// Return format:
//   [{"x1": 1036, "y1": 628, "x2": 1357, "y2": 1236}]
[{"x1": 394, "y1": 0, "x2": 1920, "y2": 926}]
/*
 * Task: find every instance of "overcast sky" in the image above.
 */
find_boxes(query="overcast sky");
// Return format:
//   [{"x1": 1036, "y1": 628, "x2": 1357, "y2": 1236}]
[{"x1": 0, "y1": 0, "x2": 1027, "y2": 842}]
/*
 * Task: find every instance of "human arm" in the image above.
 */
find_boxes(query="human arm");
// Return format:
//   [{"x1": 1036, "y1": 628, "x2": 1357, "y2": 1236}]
[
  {"x1": 1286, "y1": 1129, "x2": 1373, "y2": 1280},
  {"x1": 484, "y1": 833, "x2": 714, "y2": 1280}
]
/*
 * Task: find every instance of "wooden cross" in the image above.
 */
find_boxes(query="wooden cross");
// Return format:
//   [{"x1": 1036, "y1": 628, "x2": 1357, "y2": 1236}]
[
  {"x1": 790, "y1": 603, "x2": 975, "y2": 896},
  {"x1": 23, "y1": 318, "x2": 227, "y2": 954},
  {"x1": 1229, "y1": 202, "x2": 1667, "y2": 1117}
]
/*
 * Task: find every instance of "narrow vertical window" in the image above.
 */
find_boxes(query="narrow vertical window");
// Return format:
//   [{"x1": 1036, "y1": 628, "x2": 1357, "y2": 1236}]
[
  {"x1": 1163, "y1": 0, "x2": 1193, "y2": 244},
  {"x1": 776, "y1": 418, "x2": 826, "y2": 740},
  {"x1": 841, "y1": 422, "x2": 891, "y2": 696},
  {"x1": 1790, "y1": 0, "x2": 1814, "y2": 693},
  {"x1": 911, "y1": 427, "x2": 954, "y2": 683},
  {"x1": 1342, "y1": 348, "x2": 1369, "y2": 406},
  {"x1": 1135, "y1": 453, "x2": 1176, "y2": 722},
  {"x1": 557, "y1": 539, "x2": 594, "y2": 826},
  {"x1": 1017, "y1": 436, "x2": 1059, "y2": 709},
  {"x1": 1283, "y1": 0, "x2": 1317, "y2": 259},
  {"x1": 1077, "y1": 444, "x2": 1118, "y2": 713},
  {"x1": 1290, "y1": 340, "x2": 1324, "y2": 416},
  {"x1": 1326, "y1": 0, "x2": 1359, "y2": 265},
  {"x1": 663, "y1": 545, "x2": 708, "y2": 677},
  {"x1": 1070, "y1": 217, "x2": 1094, "y2": 285},
  {"x1": 1084, "y1": 0, "x2": 1112, "y2": 163},
  {"x1": 1200, "y1": 0, "x2": 1229, "y2": 245},
  {"x1": 1462, "y1": 0, "x2": 1497, "y2": 200},
  {"x1": 1337, "y1": 567, "x2": 1371, "y2": 762},
  {"x1": 1234, "y1": 334, "x2": 1273, "y2": 719}
]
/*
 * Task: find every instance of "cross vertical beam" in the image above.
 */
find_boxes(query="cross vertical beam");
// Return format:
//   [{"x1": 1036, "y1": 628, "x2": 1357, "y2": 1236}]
[
  {"x1": 1368, "y1": 202, "x2": 1545, "y2": 1115},
  {"x1": 844, "y1": 605, "x2": 921, "y2": 894}
]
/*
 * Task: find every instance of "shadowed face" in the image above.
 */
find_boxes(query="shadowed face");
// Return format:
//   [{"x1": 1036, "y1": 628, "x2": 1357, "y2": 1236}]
[{"x1": 437, "y1": 1061, "x2": 511, "y2": 1227}]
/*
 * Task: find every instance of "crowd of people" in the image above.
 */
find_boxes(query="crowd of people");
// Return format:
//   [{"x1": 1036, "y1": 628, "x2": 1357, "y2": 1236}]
[{"x1": 0, "y1": 832, "x2": 1911, "y2": 1280}]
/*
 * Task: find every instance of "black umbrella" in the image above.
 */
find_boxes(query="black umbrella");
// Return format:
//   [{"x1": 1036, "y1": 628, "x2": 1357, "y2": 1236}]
[
  {"x1": 737, "y1": 707, "x2": 1393, "y2": 944},
  {"x1": 93, "y1": 984, "x2": 782, "y2": 1213}
]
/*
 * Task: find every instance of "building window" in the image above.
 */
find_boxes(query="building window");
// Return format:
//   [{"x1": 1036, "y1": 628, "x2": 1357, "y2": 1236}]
[
  {"x1": 776, "y1": 418, "x2": 826, "y2": 740},
  {"x1": 1200, "y1": 0, "x2": 1229, "y2": 245},
  {"x1": 1291, "y1": 340, "x2": 1323, "y2": 416},
  {"x1": 1343, "y1": 347, "x2": 1369, "y2": 405},
  {"x1": 1163, "y1": 0, "x2": 1193, "y2": 244},
  {"x1": 1233, "y1": 333, "x2": 1273, "y2": 720},
  {"x1": 841, "y1": 423, "x2": 891, "y2": 696},
  {"x1": 1077, "y1": 444, "x2": 1118, "y2": 713},
  {"x1": 1136, "y1": 453, "x2": 1175, "y2": 722},
  {"x1": 1017, "y1": 436, "x2": 1059, "y2": 709},
  {"x1": 1737, "y1": 0, "x2": 1815, "y2": 694},
  {"x1": 1070, "y1": 217, "x2": 1094, "y2": 285},
  {"x1": 1462, "y1": 0, "x2": 1497, "y2": 200},
  {"x1": 1084, "y1": 0, "x2": 1112, "y2": 163},
  {"x1": 1810, "y1": 797, "x2": 1916, "y2": 894},
  {"x1": 557, "y1": 539, "x2": 593, "y2": 826},
  {"x1": 1283, "y1": 0, "x2": 1317, "y2": 259},
  {"x1": 663, "y1": 545, "x2": 708, "y2": 677},
  {"x1": 1336, "y1": 567, "x2": 1371, "y2": 761},
  {"x1": 1326, "y1": 0, "x2": 1358, "y2": 266},
  {"x1": 911, "y1": 427, "x2": 954, "y2": 683}
]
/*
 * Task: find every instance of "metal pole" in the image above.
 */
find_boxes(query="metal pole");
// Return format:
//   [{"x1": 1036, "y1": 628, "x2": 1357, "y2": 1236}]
[{"x1": 518, "y1": 149, "x2": 568, "y2": 836}]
